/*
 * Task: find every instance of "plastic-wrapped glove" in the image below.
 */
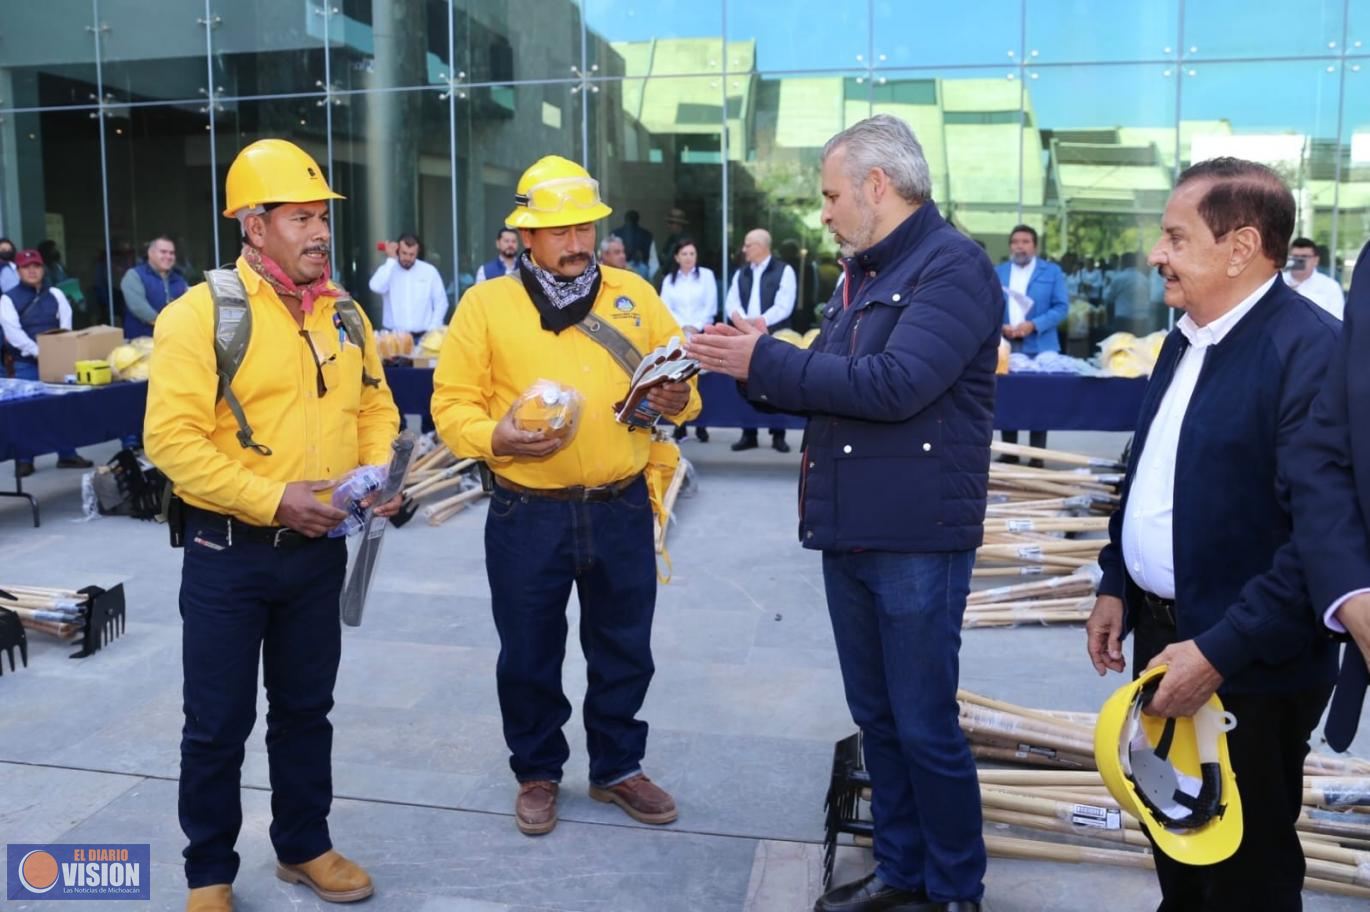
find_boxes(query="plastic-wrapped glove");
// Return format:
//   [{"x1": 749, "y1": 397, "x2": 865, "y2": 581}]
[{"x1": 327, "y1": 465, "x2": 388, "y2": 538}]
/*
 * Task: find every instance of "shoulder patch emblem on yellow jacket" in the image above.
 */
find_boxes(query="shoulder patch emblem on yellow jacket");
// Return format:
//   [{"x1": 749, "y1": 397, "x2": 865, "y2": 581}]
[{"x1": 614, "y1": 295, "x2": 635, "y2": 312}]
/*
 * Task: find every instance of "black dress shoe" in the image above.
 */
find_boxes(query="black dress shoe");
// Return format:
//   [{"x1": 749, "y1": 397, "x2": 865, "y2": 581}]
[
  {"x1": 731, "y1": 436, "x2": 759, "y2": 452},
  {"x1": 695, "y1": 428, "x2": 709, "y2": 443},
  {"x1": 814, "y1": 872, "x2": 929, "y2": 912},
  {"x1": 56, "y1": 456, "x2": 94, "y2": 469},
  {"x1": 16, "y1": 463, "x2": 35, "y2": 478},
  {"x1": 772, "y1": 438, "x2": 791, "y2": 453}
]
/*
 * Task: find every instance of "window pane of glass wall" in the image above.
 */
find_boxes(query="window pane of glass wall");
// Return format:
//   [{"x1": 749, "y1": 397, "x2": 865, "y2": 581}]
[
  {"x1": 456, "y1": 0, "x2": 581, "y2": 85},
  {"x1": 730, "y1": 71, "x2": 869, "y2": 332},
  {"x1": 211, "y1": 96, "x2": 331, "y2": 268},
  {"x1": 0, "y1": 2, "x2": 100, "y2": 108},
  {"x1": 1027, "y1": 64, "x2": 1176, "y2": 343},
  {"x1": 1025, "y1": 0, "x2": 1178, "y2": 64},
  {"x1": 874, "y1": 70, "x2": 1023, "y2": 255},
  {"x1": 101, "y1": 104, "x2": 214, "y2": 334},
  {"x1": 1183, "y1": 0, "x2": 1344, "y2": 59},
  {"x1": 1351, "y1": 0, "x2": 1370, "y2": 57},
  {"x1": 453, "y1": 81, "x2": 582, "y2": 298},
  {"x1": 727, "y1": 1, "x2": 868, "y2": 74},
  {"x1": 874, "y1": 0, "x2": 1020, "y2": 69},
  {"x1": 98, "y1": 0, "x2": 210, "y2": 103},
  {"x1": 209, "y1": 0, "x2": 328, "y2": 98},
  {"x1": 0, "y1": 107, "x2": 108, "y2": 325},
  {"x1": 1334, "y1": 62, "x2": 1370, "y2": 286},
  {"x1": 330, "y1": 87, "x2": 455, "y2": 329},
  {"x1": 331, "y1": 0, "x2": 451, "y2": 92},
  {"x1": 586, "y1": 0, "x2": 723, "y2": 78},
  {"x1": 588, "y1": 76, "x2": 725, "y2": 303}
]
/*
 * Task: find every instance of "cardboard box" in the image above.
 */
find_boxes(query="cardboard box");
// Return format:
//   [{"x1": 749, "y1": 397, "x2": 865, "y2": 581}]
[{"x1": 38, "y1": 325, "x2": 124, "y2": 382}]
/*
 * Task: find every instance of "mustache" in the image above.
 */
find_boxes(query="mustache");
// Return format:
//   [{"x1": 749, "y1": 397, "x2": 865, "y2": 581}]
[
  {"x1": 559, "y1": 253, "x2": 590, "y2": 266},
  {"x1": 303, "y1": 246, "x2": 330, "y2": 256}
]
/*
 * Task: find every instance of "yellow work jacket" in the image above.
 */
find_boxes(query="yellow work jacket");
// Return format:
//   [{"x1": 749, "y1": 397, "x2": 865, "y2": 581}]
[
  {"x1": 432, "y1": 265, "x2": 702, "y2": 490},
  {"x1": 144, "y1": 258, "x2": 400, "y2": 526}
]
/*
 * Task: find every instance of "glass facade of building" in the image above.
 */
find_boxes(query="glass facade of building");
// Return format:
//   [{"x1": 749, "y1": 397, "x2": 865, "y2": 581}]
[{"x1": 2, "y1": 0, "x2": 1369, "y2": 342}]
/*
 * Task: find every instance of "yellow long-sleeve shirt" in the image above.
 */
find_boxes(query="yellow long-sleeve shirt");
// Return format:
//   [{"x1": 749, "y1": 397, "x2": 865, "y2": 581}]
[
  {"x1": 432, "y1": 265, "x2": 702, "y2": 490},
  {"x1": 144, "y1": 258, "x2": 400, "y2": 526}
]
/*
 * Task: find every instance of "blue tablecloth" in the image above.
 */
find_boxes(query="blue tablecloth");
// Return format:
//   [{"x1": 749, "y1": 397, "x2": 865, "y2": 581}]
[
  {"x1": 383, "y1": 366, "x2": 1148, "y2": 433},
  {"x1": 0, "y1": 381, "x2": 149, "y2": 463}
]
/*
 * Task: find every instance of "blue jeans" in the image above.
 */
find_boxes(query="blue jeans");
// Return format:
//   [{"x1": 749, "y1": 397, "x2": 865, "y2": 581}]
[
  {"x1": 12, "y1": 359, "x2": 78, "y2": 462},
  {"x1": 485, "y1": 476, "x2": 657, "y2": 786},
  {"x1": 178, "y1": 520, "x2": 346, "y2": 888},
  {"x1": 822, "y1": 549, "x2": 985, "y2": 903}
]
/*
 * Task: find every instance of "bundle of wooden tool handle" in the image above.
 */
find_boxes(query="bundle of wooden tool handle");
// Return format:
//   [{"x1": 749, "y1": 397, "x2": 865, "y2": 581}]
[
  {"x1": 957, "y1": 690, "x2": 1370, "y2": 896},
  {"x1": 0, "y1": 584, "x2": 88, "y2": 638},
  {"x1": 401, "y1": 439, "x2": 487, "y2": 526},
  {"x1": 976, "y1": 441, "x2": 1122, "y2": 587},
  {"x1": 964, "y1": 569, "x2": 1099, "y2": 628}
]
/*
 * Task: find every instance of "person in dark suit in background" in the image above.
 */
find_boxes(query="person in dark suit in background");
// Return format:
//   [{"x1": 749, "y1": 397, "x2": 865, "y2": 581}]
[
  {"x1": 1085, "y1": 158, "x2": 1340, "y2": 911},
  {"x1": 1289, "y1": 238, "x2": 1370, "y2": 752}
]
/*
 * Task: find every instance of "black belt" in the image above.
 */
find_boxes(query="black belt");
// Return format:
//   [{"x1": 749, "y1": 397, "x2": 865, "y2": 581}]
[
  {"x1": 1135, "y1": 589, "x2": 1177, "y2": 628},
  {"x1": 184, "y1": 505, "x2": 316, "y2": 549},
  {"x1": 493, "y1": 474, "x2": 639, "y2": 503}
]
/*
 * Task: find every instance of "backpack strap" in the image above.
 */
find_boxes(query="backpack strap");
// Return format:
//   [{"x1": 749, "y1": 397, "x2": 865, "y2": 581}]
[
  {"x1": 332, "y1": 296, "x2": 382, "y2": 388},
  {"x1": 206, "y1": 268, "x2": 272, "y2": 456},
  {"x1": 573, "y1": 313, "x2": 643, "y2": 379}
]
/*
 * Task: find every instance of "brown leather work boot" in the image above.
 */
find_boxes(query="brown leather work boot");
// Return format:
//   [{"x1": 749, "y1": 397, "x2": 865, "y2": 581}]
[
  {"x1": 275, "y1": 849, "x2": 374, "y2": 903},
  {"x1": 515, "y1": 780, "x2": 559, "y2": 835},
  {"x1": 185, "y1": 884, "x2": 233, "y2": 912},
  {"x1": 589, "y1": 773, "x2": 678, "y2": 824}
]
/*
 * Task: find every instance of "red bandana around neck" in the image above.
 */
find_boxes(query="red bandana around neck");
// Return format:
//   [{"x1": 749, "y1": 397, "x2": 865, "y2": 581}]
[{"x1": 242, "y1": 244, "x2": 340, "y2": 315}]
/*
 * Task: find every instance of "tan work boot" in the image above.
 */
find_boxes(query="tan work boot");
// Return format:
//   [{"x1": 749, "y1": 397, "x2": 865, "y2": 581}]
[
  {"x1": 589, "y1": 773, "x2": 678, "y2": 824},
  {"x1": 185, "y1": 884, "x2": 233, "y2": 912},
  {"x1": 275, "y1": 849, "x2": 374, "y2": 903},
  {"x1": 516, "y1": 780, "x2": 559, "y2": 835}
]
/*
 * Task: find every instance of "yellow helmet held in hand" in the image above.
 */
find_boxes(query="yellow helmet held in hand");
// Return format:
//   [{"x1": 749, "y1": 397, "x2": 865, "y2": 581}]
[
  {"x1": 506, "y1": 155, "x2": 612, "y2": 230},
  {"x1": 1094, "y1": 665, "x2": 1243, "y2": 866},
  {"x1": 222, "y1": 139, "x2": 344, "y2": 218}
]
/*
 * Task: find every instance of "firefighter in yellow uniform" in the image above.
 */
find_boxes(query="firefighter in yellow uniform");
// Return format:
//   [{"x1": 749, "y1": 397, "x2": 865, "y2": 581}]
[
  {"x1": 433, "y1": 155, "x2": 701, "y2": 837},
  {"x1": 144, "y1": 139, "x2": 399, "y2": 912}
]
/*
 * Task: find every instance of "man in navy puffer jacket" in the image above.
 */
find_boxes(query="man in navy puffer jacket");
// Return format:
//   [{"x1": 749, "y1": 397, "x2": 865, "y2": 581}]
[{"x1": 689, "y1": 114, "x2": 1001, "y2": 912}]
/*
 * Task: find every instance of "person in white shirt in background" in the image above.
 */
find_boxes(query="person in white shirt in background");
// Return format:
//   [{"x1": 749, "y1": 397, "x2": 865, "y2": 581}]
[
  {"x1": 725, "y1": 228, "x2": 796, "y2": 452},
  {"x1": 660, "y1": 238, "x2": 717, "y2": 443},
  {"x1": 0, "y1": 238, "x2": 18, "y2": 295},
  {"x1": 598, "y1": 235, "x2": 628, "y2": 270},
  {"x1": 1283, "y1": 236, "x2": 1345, "y2": 320},
  {"x1": 368, "y1": 232, "x2": 449, "y2": 335}
]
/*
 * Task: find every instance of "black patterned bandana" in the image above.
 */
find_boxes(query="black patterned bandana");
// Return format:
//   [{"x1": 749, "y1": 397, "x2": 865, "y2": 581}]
[{"x1": 517, "y1": 250, "x2": 603, "y2": 333}]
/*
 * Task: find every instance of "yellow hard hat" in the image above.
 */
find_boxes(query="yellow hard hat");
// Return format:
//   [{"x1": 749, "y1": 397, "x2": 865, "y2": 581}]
[
  {"x1": 107, "y1": 344, "x2": 147, "y2": 377},
  {"x1": 222, "y1": 139, "x2": 344, "y2": 218},
  {"x1": 1094, "y1": 665, "x2": 1243, "y2": 866},
  {"x1": 773, "y1": 329, "x2": 804, "y2": 347},
  {"x1": 506, "y1": 155, "x2": 612, "y2": 229}
]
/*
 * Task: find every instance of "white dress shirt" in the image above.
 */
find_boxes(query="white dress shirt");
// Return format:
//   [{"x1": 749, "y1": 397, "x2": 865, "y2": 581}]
[
  {"x1": 1284, "y1": 269, "x2": 1345, "y2": 321},
  {"x1": 660, "y1": 266, "x2": 718, "y2": 331},
  {"x1": 726, "y1": 256, "x2": 797, "y2": 327},
  {"x1": 1121, "y1": 275, "x2": 1276, "y2": 598},
  {"x1": 0, "y1": 262, "x2": 18, "y2": 295},
  {"x1": 368, "y1": 257, "x2": 448, "y2": 332},
  {"x1": 0, "y1": 286, "x2": 73, "y2": 358},
  {"x1": 475, "y1": 257, "x2": 517, "y2": 283}
]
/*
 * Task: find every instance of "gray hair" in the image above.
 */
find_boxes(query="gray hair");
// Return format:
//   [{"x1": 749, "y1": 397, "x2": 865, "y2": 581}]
[
  {"x1": 821, "y1": 114, "x2": 931, "y2": 204},
  {"x1": 599, "y1": 235, "x2": 624, "y2": 254}
]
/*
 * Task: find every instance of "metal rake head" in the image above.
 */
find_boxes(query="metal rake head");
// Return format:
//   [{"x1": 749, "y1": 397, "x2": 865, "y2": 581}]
[
  {"x1": 0, "y1": 607, "x2": 28, "y2": 675},
  {"x1": 71, "y1": 584, "x2": 126, "y2": 659}
]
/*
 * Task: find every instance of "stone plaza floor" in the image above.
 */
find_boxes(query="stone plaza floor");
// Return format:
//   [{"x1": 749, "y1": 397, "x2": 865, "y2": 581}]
[{"x1": 1, "y1": 432, "x2": 1366, "y2": 911}]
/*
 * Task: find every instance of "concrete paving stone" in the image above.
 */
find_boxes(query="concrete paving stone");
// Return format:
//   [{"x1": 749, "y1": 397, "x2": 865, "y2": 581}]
[{"x1": 0, "y1": 762, "x2": 145, "y2": 844}]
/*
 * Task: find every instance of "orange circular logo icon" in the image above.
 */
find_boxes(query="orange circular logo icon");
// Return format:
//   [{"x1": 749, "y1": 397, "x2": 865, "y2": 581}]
[{"x1": 19, "y1": 850, "x2": 59, "y2": 893}]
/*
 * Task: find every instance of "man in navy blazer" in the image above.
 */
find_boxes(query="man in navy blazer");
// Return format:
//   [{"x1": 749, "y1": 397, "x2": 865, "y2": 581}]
[
  {"x1": 994, "y1": 225, "x2": 1069, "y2": 459},
  {"x1": 689, "y1": 114, "x2": 1000, "y2": 912},
  {"x1": 1290, "y1": 240, "x2": 1370, "y2": 750},
  {"x1": 1085, "y1": 158, "x2": 1339, "y2": 911}
]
